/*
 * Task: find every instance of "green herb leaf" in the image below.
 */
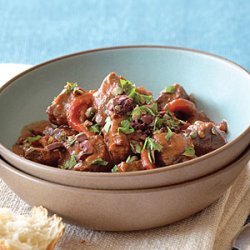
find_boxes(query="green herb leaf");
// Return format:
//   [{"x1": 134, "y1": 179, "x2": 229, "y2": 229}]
[
  {"x1": 151, "y1": 103, "x2": 158, "y2": 114},
  {"x1": 103, "y1": 117, "x2": 112, "y2": 133},
  {"x1": 112, "y1": 165, "x2": 118, "y2": 173},
  {"x1": 164, "y1": 85, "x2": 176, "y2": 94},
  {"x1": 130, "y1": 141, "x2": 142, "y2": 154},
  {"x1": 65, "y1": 82, "x2": 78, "y2": 94},
  {"x1": 182, "y1": 146, "x2": 196, "y2": 157},
  {"x1": 165, "y1": 127, "x2": 173, "y2": 141},
  {"x1": 142, "y1": 137, "x2": 162, "y2": 152},
  {"x1": 61, "y1": 153, "x2": 77, "y2": 170},
  {"x1": 131, "y1": 105, "x2": 156, "y2": 120},
  {"x1": 125, "y1": 155, "x2": 138, "y2": 164},
  {"x1": 147, "y1": 150, "x2": 153, "y2": 164},
  {"x1": 120, "y1": 79, "x2": 135, "y2": 96},
  {"x1": 24, "y1": 135, "x2": 42, "y2": 143},
  {"x1": 120, "y1": 78, "x2": 153, "y2": 105},
  {"x1": 89, "y1": 124, "x2": 100, "y2": 133},
  {"x1": 153, "y1": 117, "x2": 165, "y2": 131},
  {"x1": 132, "y1": 92, "x2": 153, "y2": 105},
  {"x1": 118, "y1": 120, "x2": 135, "y2": 134},
  {"x1": 91, "y1": 158, "x2": 108, "y2": 166}
]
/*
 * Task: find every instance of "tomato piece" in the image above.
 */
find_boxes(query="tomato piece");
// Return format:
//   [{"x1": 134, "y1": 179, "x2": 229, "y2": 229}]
[
  {"x1": 67, "y1": 92, "x2": 94, "y2": 136},
  {"x1": 166, "y1": 98, "x2": 197, "y2": 118},
  {"x1": 141, "y1": 149, "x2": 156, "y2": 170}
]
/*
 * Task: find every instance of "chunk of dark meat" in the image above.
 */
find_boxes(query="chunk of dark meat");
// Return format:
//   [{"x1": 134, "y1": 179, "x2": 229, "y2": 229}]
[
  {"x1": 73, "y1": 135, "x2": 112, "y2": 172},
  {"x1": 153, "y1": 132, "x2": 194, "y2": 166},
  {"x1": 105, "y1": 116, "x2": 131, "y2": 164},
  {"x1": 24, "y1": 147, "x2": 64, "y2": 166},
  {"x1": 185, "y1": 121, "x2": 227, "y2": 156},
  {"x1": 46, "y1": 84, "x2": 86, "y2": 126},
  {"x1": 157, "y1": 84, "x2": 190, "y2": 110},
  {"x1": 116, "y1": 160, "x2": 144, "y2": 172},
  {"x1": 93, "y1": 72, "x2": 122, "y2": 126},
  {"x1": 46, "y1": 91, "x2": 74, "y2": 125}
]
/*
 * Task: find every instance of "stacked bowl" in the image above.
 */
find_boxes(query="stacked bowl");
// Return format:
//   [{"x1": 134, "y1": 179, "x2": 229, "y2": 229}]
[{"x1": 0, "y1": 46, "x2": 249, "y2": 231}]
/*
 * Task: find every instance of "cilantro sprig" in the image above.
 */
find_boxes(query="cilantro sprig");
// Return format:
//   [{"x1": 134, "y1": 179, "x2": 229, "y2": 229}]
[
  {"x1": 89, "y1": 124, "x2": 100, "y2": 133},
  {"x1": 103, "y1": 117, "x2": 112, "y2": 133},
  {"x1": 142, "y1": 137, "x2": 162, "y2": 152},
  {"x1": 118, "y1": 120, "x2": 135, "y2": 134},
  {"x1": 164, "y1": 85, "x2": 176, "y2": 94},
  {"x1": 131, "y1": 104, "x2": 157, "y2": 120},
  {"x1": 165, "y1": 127, "x2": 173, "y2": 141},
  {"x1": 112, "y1": 165, "x2": 118, "y2": 173},
  {"x1": 130, "y1": 140, "x2": 142, "y2": 154},
  {"x1": 120, "y1": 79, "x2": 153, "y2": 105},
  {"x1": 91, "y1": 158, "x2": 108, "y2": 166},
  {"x1": 182, "y1": 146, "x2": 196, "y2": 157},
  {"x1": 60, "y1": 153, "x2": 77, "y2": 170}
]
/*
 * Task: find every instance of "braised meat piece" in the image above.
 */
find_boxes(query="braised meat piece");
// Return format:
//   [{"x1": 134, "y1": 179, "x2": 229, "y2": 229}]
[
  {"x1": 186, "y1": 121, "x2": 227, "y2": 156},
  {"x1": 47, "y1": 83, "x2": 86, "y2": 126},
  {"x1": 73, "y1": 135, "x2": 112, "y2": 172},
  {"x1": 24, "y1": 147, "x2": 64, "y2": 166},
  {"x1": 157, "y1": 84, "x2": 190, "y2": 110},
  {"x1": 153, "y1": 132, "x2": 195, "y2": 166},
  {"x1": 116, "y1": 160, "x2": 144, "y2": 172},
  {"x1": 105, "y1": 116, "x2": 131, "y2": 164},
  {"x1": 93, "y1": 72, "x2": 122, "y2": 126}
]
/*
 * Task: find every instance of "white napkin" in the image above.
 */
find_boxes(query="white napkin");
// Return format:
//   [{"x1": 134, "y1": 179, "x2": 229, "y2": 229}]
[{"x1": 0, "y1": 63, "x2": 249, "y2": 250}]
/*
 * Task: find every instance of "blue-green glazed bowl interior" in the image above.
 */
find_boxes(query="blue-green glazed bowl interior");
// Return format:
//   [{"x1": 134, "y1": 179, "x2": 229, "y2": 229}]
[{"x1": 0, "y1": 47, "x2": 249, "y2": 149}]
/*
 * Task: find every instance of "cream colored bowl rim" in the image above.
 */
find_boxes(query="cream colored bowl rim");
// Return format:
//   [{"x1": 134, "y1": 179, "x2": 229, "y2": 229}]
[{"x1": 1, "y1": 147, "x2": 249, "y2": 193}]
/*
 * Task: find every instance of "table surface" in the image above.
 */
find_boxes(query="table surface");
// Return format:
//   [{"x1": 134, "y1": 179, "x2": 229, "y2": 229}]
[{"x1": 0, "y1": 0, "x2": 249, "y2": 70}]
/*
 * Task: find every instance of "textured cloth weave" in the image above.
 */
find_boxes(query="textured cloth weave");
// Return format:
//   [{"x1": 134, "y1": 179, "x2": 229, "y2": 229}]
[{"x1": 0, "y1": 64, "x2": 249, "y2": 250}]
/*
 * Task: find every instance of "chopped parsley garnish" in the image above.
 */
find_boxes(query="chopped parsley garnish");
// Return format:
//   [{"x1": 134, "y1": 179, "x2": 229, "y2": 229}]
[
  {"x1": 131, "y1": 105, "x2": 157, "y2": 120},
  {"x1": 91, "y1": 158, "x2": 108, "y2": 166},
  {"x1": 60, "y1": 153, "x2": 77, "y2": 170},
  {"x1": 142, "y1": 137, "x2": 162, "y2": 152},
  {"x1": 120, "y1": 79, "x2": 153, "y2": 105},
  {"x1": 165, "y1": 127, "x2": 173, "y2": 141},
  {"x1": 164, "y1": 85, "x2": 176, "y2": 94},
  {"x1": 125, "y1": 155, "x2": 138, "y2": 163},
  {"x1": 130, "y1": 140, "x2": 142, "y2": 154},
  {"x1": 118, "y1": 120, "x2": 135, "y2": 134},
  {"x1": 112, "y1": 165, "x2": 118, "y2": 173},
  {"x1": 182, "y1": 146, "x2": 196, "y2": 157},
  {"x1": 103, "y1": 117, "x2": 112, "y2": 133},
  {"x1": 153, "y1": 117, "x2": 165, "y2": 131},
  {"x1": 151, "y1": 103, "x2": 158, "y2": 114},
  {"x1": 65, "y1": 82, "x2": 78, "y2": 94},
  {"x1": 89, "y1": 124, "x2": 100, "y2": 133},
  {"x1": 24, "y1": 135, "x2": 42, "y2": 143}
]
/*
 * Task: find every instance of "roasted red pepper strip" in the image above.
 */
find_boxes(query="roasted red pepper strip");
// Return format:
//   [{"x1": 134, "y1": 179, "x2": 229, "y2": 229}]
[
  {"x1": 166, "y1": 98, "x2": 197, "y2": 118},
  {"x1": 67, "y1": 92, "x2": 94, "y2": 137},
  {"x1": 141, "y1": 149, "x2": 156, "y2": 170}
]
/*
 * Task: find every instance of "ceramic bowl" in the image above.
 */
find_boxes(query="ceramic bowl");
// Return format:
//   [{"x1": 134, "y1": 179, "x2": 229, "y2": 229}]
[
  {"x1": 0, "y1": 46, "x2": 249, "y2": 189},
  {"x1": 0, "y1": 148, "x2": 249, "y2": 231}
]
